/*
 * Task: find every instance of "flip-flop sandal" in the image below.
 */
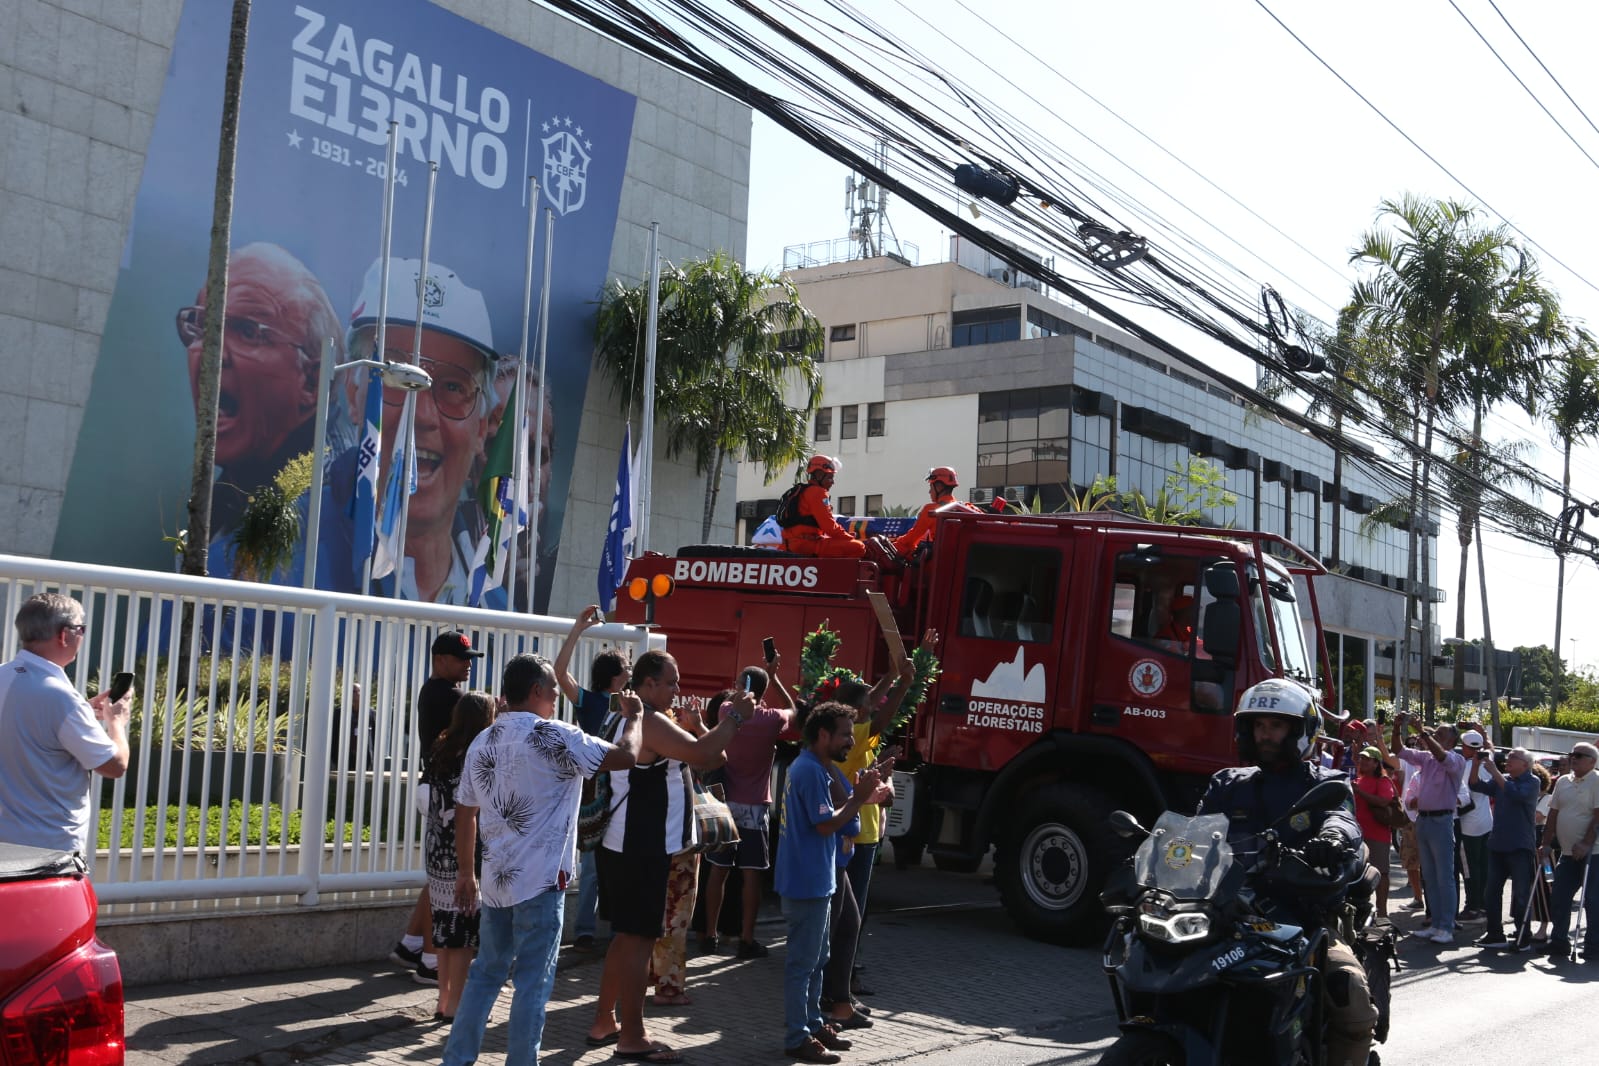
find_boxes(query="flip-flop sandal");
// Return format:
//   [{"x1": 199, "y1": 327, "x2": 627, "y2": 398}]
[
  {"x1": 585, "y1": 1032, "x2": 621, "y2": 1047},
  {"x1": 614, "y1": 1044, "x2": 685, "y2": 1063}
]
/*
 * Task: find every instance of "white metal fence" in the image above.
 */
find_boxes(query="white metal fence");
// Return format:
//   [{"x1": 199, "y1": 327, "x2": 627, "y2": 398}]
[{"x1": 0, "y1": 553, "x2": 658, "y2": 913}]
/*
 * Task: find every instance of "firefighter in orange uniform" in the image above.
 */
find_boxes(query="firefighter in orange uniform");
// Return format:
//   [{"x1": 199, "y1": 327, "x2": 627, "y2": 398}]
[
  {"x1": 891, "y1": 466, "x2": 981, "y2": 556},
  {"x1": 777, "y1": 455, "x2": 866, "y2": 558}
]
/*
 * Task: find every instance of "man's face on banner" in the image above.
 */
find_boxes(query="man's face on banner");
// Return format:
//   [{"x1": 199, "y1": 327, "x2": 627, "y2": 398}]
[
  {"x1": 183, "y1": 244, "x2": 326, "y2": 468},
  {"x1": 347, "y1": 325, "x2": 491, "y2": 538}
]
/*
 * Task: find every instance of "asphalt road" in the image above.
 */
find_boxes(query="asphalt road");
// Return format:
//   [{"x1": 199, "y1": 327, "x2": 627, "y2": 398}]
[
  {"x1": 901, "y1": 902, "x2": 1599, "y2": 1066},
  {"x1": 126, "y1": 860, "x2": 1598, "y2": 1064}
]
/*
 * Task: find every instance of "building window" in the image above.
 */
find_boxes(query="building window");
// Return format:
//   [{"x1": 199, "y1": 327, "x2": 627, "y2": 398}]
[
  {"x1": 829, "y1": 324, "x2": 856, "y2": 341},
  {"x1": 867, "y1": 402, "x2": 885, "y2": 437},
  {"x1": 960, "y1": 543, "x2": 1058, "y2": 642},
  {"x1": 814, "y1": 407, "x2": 832, "y2": 441},
  {"x1": 865, "y1": 493, "x2": 883, "y2": 515},
  {"x1": 977, "y1": 386, "x2": 1070, "y2": 510},
  {"x1": 840, "y1": 404, "x2": 859, "y2": 439},
  {"x1": 952, "y1": 306, "x2": 1021, "y2": 347},
  {"x1": 836, "y1": 495, "x2": 856, "y2": 515}
]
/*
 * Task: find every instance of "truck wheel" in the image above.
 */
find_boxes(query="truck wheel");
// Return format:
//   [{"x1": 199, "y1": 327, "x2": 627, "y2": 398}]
[
  {"x1": 1096, "y1": 1030, "x2": 1182, "y2": 1066},
  {"x1": 995, "y1": 783, "x2": 1121, "y2": 944}
]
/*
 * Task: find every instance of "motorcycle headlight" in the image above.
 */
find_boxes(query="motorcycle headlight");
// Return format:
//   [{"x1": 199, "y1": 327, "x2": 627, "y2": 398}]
[{"x1": 1138, "y1": 909, "x2": 1213, "y2": 943}]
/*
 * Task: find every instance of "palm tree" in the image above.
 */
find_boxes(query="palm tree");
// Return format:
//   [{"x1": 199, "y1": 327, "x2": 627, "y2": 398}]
[
  {"x1": 594, "y1": 252, "x2": 824, "y2": 540},
  {"x1": 182, "y1": 0, "x2": 252, "y2": 576},
  {"x1": 1443, "y1": 266, "x2": 1560, "y2": 706},
  {"x1": 1541, "y1": 331, "x2": 1599, "y2": 723},
  {"x1": 1347, "y1": 195, "x2": 1531, "y2": 719}
]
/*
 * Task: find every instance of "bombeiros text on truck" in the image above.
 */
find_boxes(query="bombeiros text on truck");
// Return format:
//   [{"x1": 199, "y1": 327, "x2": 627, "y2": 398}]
[{"x1": 614, "y1": 507, "x2": 1331, "y2": 943}]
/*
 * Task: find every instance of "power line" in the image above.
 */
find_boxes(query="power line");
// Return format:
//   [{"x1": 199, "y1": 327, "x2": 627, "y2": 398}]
[
  {"x1": 1252, "y1": 0, "x2": 1599, "y2": 299},
  {"x1": 1447, "y1": 0, "x2": 1599, "y2": 177},
  {"x1": 1486, "y1": 0, "x2": 1599, "y2": 144}
]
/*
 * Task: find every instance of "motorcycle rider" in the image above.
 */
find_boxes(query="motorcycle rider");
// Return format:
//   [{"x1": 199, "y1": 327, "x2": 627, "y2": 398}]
[{"x1": 1196, "y1": 678, "x2": 1377, "y2": 1066}]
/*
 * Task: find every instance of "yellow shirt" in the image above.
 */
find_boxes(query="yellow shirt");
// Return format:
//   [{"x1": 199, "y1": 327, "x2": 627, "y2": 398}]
[{"x1": 836, "y1": 720, "x2": 883, "y2": 844}]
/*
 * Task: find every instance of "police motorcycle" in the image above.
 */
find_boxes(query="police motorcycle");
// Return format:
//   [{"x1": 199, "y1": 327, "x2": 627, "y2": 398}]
[{"x1": 1097, "y1": 779, "x2": 1390, "y2": 1066}]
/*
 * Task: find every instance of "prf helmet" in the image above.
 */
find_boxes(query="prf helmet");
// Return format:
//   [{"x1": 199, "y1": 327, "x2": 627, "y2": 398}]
[
  {"x1": 807, "y1": 455, "x2": 841, "y2": 480},
  {"x1": 926, "y1": 466, "x2": 959, "y2": 488},
  {"x1": 1234, "y1": 678, "x2": 1322, "y2": 764}
]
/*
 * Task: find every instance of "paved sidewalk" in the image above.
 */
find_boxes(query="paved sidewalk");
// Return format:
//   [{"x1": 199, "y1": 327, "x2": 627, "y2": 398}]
[{"x1": 125, "y1": 861, "x2": 1109, "y2": 1065}]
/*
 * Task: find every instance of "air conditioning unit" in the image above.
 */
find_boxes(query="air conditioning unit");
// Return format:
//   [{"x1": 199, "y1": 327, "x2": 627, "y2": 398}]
[
  {"x1": 735, "y1": 500, "x2": 758, "y2": 519},
  {"x1": 969, "y1": 488, "x2": 994, "y2": 504},
  {"x1": 987, "y1": 266, "x2": 1013, "y2": 285}
]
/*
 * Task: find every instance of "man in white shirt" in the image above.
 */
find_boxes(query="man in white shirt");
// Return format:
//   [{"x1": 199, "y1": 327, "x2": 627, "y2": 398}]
[
  {"x1": 1540, "y1": 741, "x2": 1599, "y2": 961},
  {"x1": 1456, "y1": 731, "x2": 1495, "y2": 922},
  {"x1": 0, "y1": 593, "x2": 130, "y2": 854},
  {"x1": 441, "y1": 654, "x2": 641, "y2": 1066}
]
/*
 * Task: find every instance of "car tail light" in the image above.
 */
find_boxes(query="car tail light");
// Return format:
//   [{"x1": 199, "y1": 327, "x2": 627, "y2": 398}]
[{"x1": 0, "y1": 939, "x2": 123, "y2": 1066}]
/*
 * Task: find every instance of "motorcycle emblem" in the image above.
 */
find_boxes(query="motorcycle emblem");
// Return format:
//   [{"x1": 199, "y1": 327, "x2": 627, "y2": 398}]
[
  {"x1": 1289, "y1": 812, "x2": 1311, "y2": 832},
  {"x1": 541, "y1": 118, "x2": 592, "y2": 216},
  {"x1": 1129, "y1": 659, "x2": 1166, "y2": 698},
  {"x1": 1164, "y1": 839, "x2": 1195, "y2": 869}
]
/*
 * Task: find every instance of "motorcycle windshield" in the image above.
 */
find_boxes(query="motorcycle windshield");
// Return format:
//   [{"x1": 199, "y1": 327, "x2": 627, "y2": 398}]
[{"x1": 1131, "y1": 812, "x2": 1235, "y2": 899}]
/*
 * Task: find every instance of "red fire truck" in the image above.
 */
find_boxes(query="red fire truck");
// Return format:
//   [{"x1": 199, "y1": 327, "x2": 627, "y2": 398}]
[{"x1": 615, "y1": 510, "x2": 1330, "y2": 943}]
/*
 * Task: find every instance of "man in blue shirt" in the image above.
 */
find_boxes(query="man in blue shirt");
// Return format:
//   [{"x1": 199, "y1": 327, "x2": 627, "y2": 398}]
[
  {"x1": 1470, "y1": 741, "x2": 1542, "y2": 949},
  {"x1": 776, "y1": 703, "x2": 888, "y2": 1064},
  {"x1": 553, "y1": 605, "x2": 630, "y2": 950}
]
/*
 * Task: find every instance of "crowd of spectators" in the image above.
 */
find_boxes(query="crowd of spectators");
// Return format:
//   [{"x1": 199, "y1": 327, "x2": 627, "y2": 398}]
[
  {"x1": 383, "y1": 610, "x2": 916, "y2": 1064},
  {"x1": 1330, "y1": 712, "x2": 1599, "y2": 961}
]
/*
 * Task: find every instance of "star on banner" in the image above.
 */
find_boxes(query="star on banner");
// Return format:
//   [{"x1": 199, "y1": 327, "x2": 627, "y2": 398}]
[{"x1": 286, "y1": 129, "x2": 303, "y2": 149}]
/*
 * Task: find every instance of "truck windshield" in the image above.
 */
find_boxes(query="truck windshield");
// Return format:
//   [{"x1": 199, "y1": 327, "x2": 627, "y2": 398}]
[{"x1": 1266, "y1": 578, "x2": 1315, "y2": 685}]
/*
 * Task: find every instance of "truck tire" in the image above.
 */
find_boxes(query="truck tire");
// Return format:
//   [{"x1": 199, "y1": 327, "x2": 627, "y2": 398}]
[{"x1": 995, "y1": 782, "x2": 1121, "y2": 944}]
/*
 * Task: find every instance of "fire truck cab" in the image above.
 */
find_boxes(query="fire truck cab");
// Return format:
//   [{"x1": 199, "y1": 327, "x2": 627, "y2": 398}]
[{"x1": 615, "y1": 509, "x2": 1329, "y2": 943}]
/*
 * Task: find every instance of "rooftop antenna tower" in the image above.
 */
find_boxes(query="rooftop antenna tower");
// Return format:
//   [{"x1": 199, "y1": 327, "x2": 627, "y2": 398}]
[{"x1": 847, "y1": 141, "x2": 908, "y2": 261}]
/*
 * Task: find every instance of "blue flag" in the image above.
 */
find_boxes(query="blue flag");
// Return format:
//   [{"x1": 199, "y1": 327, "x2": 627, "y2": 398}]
[
  {"x1": 597, "y1": 425, "x2": 634, "y2": 611},
  {"x1": 348, "y1": 366, "x2": 384, "y2": 588},
  {"x1": 372, "y1": 406, "x2": 416, "y2": 585}
]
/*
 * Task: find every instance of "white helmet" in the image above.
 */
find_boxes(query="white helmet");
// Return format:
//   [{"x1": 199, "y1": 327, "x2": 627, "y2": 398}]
[
  {"x1": 348, "y1": 258, "x2": 496, "y2": 367},
  {"x1": 1234, "y1": 678, "x2": 1323, "y2": 762}
]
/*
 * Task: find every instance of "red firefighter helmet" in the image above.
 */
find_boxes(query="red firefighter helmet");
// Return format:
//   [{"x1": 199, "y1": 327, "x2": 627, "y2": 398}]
[
  {"x1": 926, "y1": 466, "x2": 959, "y2": 487},
  {"x1": 807, "y1": 454, "x2": 841, "y2": 478}
]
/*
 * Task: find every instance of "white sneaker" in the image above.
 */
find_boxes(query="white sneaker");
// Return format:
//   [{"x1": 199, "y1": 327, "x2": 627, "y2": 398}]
[
  {"x1": 1429, "y1": 928, "x2": 1454, "y2": 944},
  {"x1": 1408, "y1": 926, "x2": 1437, "y2": 939}
]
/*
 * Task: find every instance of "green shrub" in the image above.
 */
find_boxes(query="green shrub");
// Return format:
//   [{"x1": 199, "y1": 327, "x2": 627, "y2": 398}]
[
  {"x1": 96, "y1": 800, "x2": 371, "y2": 849},
  {"x1": 1497, "y1": 708, "x2": 1599, "y2": 737}
]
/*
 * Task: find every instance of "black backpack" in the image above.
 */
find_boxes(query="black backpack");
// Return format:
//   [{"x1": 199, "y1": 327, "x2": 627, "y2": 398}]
[{"x1": 775, "y1": 482, "x2": 814, "y2": 529}]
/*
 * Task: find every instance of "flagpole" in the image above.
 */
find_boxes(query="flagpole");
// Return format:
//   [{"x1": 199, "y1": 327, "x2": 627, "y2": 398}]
[
  {"x1": 527, "y1": 207, "x2": 555, "y2": 610},
  {"x1": 362, "y1": 121, "x2": 400, "y2": 598},
  {"x1": 391, "y1": 160, "x2": 438, "y2": 599},
  {"x1": 508, "y1": 177, "x2": 538, "y2": 612},
  {"x1": 637, "y1": 221, "x2": 661, "y2": 556},
  {"x1": 303, "y1": 335, "x2": 336, "y2": 588}
]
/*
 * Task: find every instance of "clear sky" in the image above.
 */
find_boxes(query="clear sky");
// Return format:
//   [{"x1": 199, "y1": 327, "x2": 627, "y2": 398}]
[{"x1": 740, "y1": 0, "x2": 1599, "y2": 661}]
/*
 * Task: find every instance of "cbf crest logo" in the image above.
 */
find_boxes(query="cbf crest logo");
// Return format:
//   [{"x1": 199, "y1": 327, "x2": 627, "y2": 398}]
[{"x1": 541, "y1": 114, "x2": 591, "y2": 216}]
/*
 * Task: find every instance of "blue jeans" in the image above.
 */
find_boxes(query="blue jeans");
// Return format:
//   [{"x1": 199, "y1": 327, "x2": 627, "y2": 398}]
[
  {"x1": 443, "y1": 888, "x2": 565, "y2": 1066},
  {"x1": 1549, "y1": 852, "x2": 1599, "y2": 950},
  {"x1": 1484, "y1": 848, "x2": 1534, "y2": 937},
  {"x1": 1413, "y1": 813, "x2": 1458, "y2": 933},
  {"x1": 782, "y1": 895, "x2": 831, "y2": 1050},
  {"x1": 574, "y1": 848, "x2": 600, "y2": 939}
]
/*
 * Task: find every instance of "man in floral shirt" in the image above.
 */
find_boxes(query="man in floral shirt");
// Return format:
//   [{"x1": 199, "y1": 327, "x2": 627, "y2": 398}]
[{"x1": 442, "y1": 654, "x2": 640, "y2": 1066}]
